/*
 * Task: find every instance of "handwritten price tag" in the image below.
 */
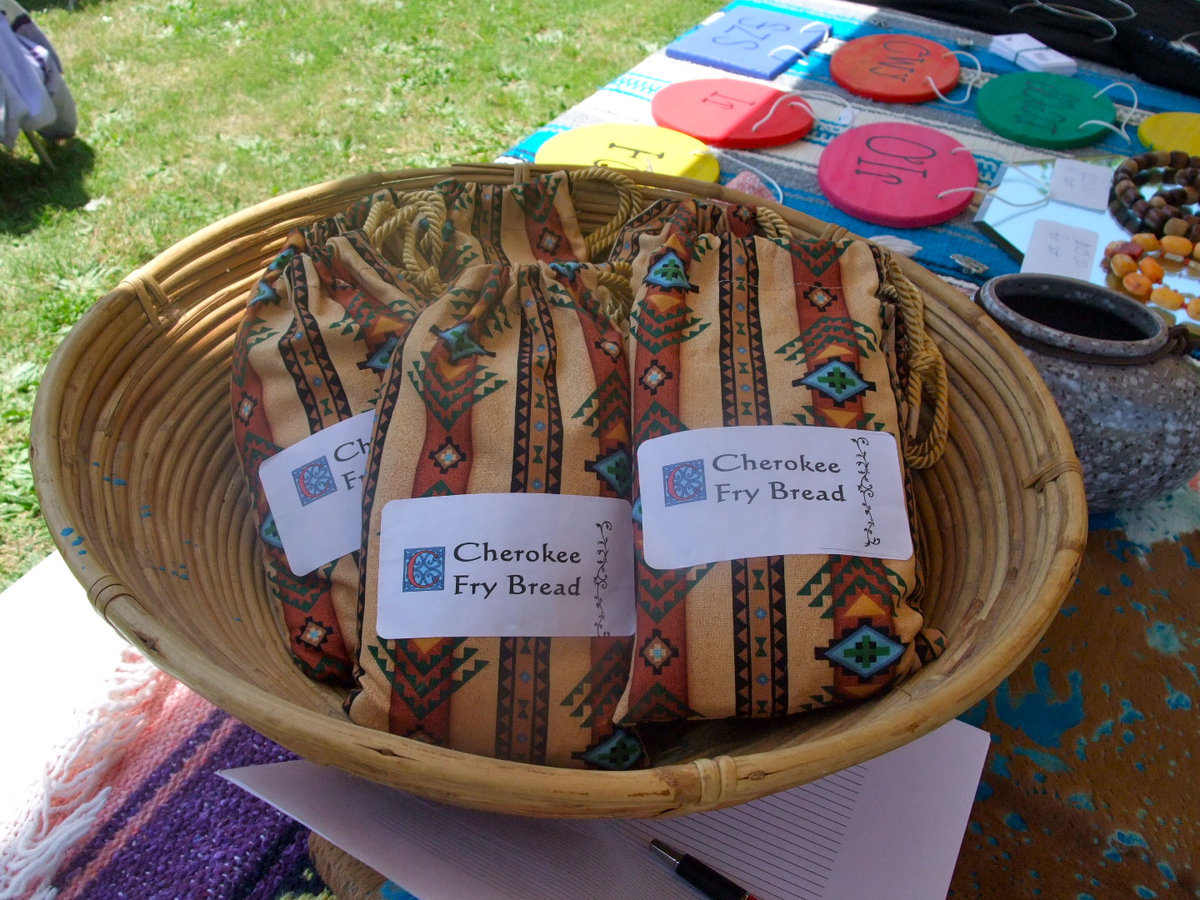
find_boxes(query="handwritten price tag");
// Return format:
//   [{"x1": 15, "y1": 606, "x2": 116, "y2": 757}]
[
  {"x1": 1020, "y1": 218, "x2": 1100, "y2": 279},
  {"x1": 1048, "y1": 159, "x2": 1111, "y2": 211}
]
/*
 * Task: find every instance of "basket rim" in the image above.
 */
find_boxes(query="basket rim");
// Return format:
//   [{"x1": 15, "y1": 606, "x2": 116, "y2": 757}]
[{"x1": 31, "y1": 164, "x2": 1089, "y2": 817}]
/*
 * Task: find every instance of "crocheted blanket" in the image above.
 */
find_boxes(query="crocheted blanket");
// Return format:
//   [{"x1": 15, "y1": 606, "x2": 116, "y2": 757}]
[{"x1": 1, "y1": 664, "x2": 330, "y2": 900}]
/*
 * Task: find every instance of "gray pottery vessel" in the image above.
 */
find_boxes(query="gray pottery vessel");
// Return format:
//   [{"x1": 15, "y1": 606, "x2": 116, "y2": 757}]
[{"x1": 976, "y1": 273, "x2": 1200, "y2": 512}]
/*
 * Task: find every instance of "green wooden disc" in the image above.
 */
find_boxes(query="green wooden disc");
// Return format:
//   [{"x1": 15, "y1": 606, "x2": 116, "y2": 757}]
[{"x1": 976, "y1": 72, "x2": 1115, "y2": 150}]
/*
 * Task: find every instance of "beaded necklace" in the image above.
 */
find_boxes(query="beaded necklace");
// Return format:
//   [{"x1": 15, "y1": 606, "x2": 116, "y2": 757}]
[
  {"x1": 1101, "y1": 231, "x2": 1200, "y2": 319},
  {"x1": 1108, "y1": 150, "x2": 1200, "y2": 242}
]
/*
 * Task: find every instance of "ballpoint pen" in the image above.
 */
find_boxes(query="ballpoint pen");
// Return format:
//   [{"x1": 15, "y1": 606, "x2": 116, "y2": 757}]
[{"x1": 649, "y1": 839, "x2": 762, "y2": 900}]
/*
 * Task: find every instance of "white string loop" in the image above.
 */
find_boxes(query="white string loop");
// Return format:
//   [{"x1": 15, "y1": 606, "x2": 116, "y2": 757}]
[
  {"x1": 767, "y1": 22, "x2": 831, "y2": 62},
  {"x1": 749, "y1": 89, "x2": 850, "y2": 132},
  {"x1": 1083, "y1": 81, "x2": 1139, "y2": 141},
  {"x1": 934, "y1": 185, "x2": 1050, "y2": 207},
  {"x1": 925, "y1": 51, "x2": 984, "y2": 105},
  {"x1": 1007, "y1": 0, "x2": 1134, "y2": 41},
  {"x1": 1078, "y1": 119, "x2": 1133, "y2": 141}
]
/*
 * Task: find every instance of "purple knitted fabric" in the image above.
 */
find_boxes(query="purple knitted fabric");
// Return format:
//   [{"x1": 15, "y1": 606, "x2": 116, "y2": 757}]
[{"x1": 52, "y1": 711, "x2": 327, "y2": 900}]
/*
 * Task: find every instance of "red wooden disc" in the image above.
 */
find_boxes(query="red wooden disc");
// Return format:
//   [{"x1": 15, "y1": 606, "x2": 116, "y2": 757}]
[
  {"x1": 830, "y1": 34, "x2": 960, "y2": 103},
  {"x1": 651, "y1": 78, "x2": 815, "y2": 149},
  {"x1": 817, "y1": 122, "x2": 978, "y2": 228}
]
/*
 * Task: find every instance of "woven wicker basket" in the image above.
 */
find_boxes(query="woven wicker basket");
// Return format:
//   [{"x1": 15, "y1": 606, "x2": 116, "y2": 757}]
[{"x1": 32, "y1": 164, "x2": 1087, "y2": 818}]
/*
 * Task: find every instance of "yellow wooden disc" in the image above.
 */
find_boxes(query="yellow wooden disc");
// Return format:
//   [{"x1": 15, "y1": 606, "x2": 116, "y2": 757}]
[
  {"x1": 534, "y1": 124, "x2": 720, "y2": 182},
  {"x1": 1137, "y1": 112, "x2": 1200, "y2": 155}
]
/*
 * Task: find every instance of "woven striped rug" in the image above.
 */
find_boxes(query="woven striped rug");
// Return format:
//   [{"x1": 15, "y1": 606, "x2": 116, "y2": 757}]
[{"x1": 2, "y1": 662, "x2": 329, "y2": 900}]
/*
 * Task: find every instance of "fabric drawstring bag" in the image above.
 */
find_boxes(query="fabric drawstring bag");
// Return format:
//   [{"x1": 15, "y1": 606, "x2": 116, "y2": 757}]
[
  {"x1": 231, "y1": 169, "x2": 639, "y2": 685},
  {"x1": 609, "y1": 197, "x2": 949, "y2": 725},
  {"x1": 347, "y1": 260, "x2": 644, "y2": 769}
]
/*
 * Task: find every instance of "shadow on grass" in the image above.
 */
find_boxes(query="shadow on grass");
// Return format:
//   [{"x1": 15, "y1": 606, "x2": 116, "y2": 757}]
[{"x1": 0, "y1": 138, "x2": 96, "y2": 236}]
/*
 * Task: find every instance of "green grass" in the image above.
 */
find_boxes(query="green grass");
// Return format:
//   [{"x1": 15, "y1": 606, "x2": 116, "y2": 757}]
[{"x1": 0, "y1": 0, "x2": 717, "y2": 588}]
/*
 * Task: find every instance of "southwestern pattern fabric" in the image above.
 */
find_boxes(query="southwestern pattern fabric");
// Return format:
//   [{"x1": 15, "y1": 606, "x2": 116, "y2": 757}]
[
  {"x1": 347, "y1": 261, "x2": 642, "y2": 769},
  {"x1": 610, "y1": 198, "x2": 945, "y2": 725},
  {"x1": 230, "y1": 173, "x2": 592, "y2": 686}
]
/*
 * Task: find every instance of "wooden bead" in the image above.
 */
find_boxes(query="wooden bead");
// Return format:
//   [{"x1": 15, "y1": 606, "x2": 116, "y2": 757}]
[
  {"x1": 1122, "y1": 271, "x2": 1154, "y2": 299},
  {"x1": 1144, "y1": 208, "x2": 1169, "y2": 230},
  {"x1": 1138, "y1": 256, "x2": 1164, "y2": 282},
  {"x1": 1150, "y1": 286, "x2": 1185, "y2": 310},
  {"x1": 1164, "y1": 217, "x2": 1190, "y2": 237},
  {"x1": 1160, "y1": 234, "x2": 1194, "y2": 257},
  {"x1": 1109, "y1": 253, "x2": 1138, "y2": 276}
]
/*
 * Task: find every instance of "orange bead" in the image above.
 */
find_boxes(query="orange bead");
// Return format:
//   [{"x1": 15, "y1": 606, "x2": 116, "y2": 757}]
[
  {"x1": 1109, "y1": 253, "x2": 1138, "y2": 276},
  {"x1": 1188, "y1": 297, "x2": 1200, "y2": 320},
  {"x1": 1160, "y1": 235, "x2": 1194, "y2": 258},
  {"x1": 1122, "y1": 271, "x2": 1154, "y2": 299},
  {"x1": 1138, "y1": 256, "x2": 1165, "y2": 282},
  {"x1": 1131, "y1": 232, "x2": 1162, "y2": 252},
  {"x1": 1150, "y1": 286, "x2": 1185, "y2": 310}
]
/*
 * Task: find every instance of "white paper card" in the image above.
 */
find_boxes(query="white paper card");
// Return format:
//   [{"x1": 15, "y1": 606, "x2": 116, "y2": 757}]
[
  {"x1": 259, "y1": 411, "x2": 374, "y2": 576},
  {"x1": 1014, "y1": 47, "x2": 1076, "y2": 75},
  {"x1": 988, "y1": 33, "x2": 1043, "y2": 61},
  {"x1": 220, "y1": 719, "x2": 993, "y2": 900},
  {"x1": 377, "y1": 494, "x2": 635, "y2": 639},
  {"x1": 637, "y1": 425, "x2": 912, "y2": 570},
  {"x1": 1048, "y1": 159, "x2": 1111, "y2": 210},
  {"x1": 1020, "y1": 218, "x2": 1100, "y2": 279}
]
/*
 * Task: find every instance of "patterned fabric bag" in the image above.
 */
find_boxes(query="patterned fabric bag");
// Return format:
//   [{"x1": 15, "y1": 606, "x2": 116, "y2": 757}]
[
  {"x1": 347, "y1": 260, "x2": 644, "y2": 769},
  {"x1": 231, "y1": 171, "x2": 631, "y2": 685},
  {"x1": 609, "y1": 198, "x2": 949, "y2": 725}
]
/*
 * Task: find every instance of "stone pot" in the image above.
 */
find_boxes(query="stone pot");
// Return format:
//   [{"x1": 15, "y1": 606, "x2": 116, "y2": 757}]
[{"x1": 976, "y1": 273, "x2": 1200, "y2": 512}]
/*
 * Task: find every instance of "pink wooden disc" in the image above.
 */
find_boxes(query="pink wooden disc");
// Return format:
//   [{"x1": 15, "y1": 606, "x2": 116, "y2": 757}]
[
  {"x1": 830, "y1": 34, "x2": 960, "y2": 103},
  {"x1": 818, "y1": 122, "x2": 978, "y2": 228},
  {"x1": 651, "y1": 78, "x2": 815, "y2": 149}
]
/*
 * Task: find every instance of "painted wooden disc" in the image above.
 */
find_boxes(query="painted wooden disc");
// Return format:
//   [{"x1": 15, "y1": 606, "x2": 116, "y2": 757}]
[
  {"x1": 664, "y1": 7, "x2": 827, "y2": 80},
  {"x1": 1138, "y1": 112, "x2": 1200, "y2": 155},
  {"x1": 976, "y1": 72, "x2": 1114, "y2": 149},
  {"x1": 830, "y1": 34, "x2": 960, "y2": 103},
  {"x1": 651, "y1": 79, "x2": 814, "y2": 149},
  {"x1": 534, "y1": 124, "x2": 720, "y2": 182},
  {"x1": 818, "y1": 121, "x2": 978, "y2": 228}
]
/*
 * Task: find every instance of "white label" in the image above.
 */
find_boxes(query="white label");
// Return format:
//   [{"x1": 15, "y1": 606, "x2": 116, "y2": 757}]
[
  {"x1": 259, "y1": 411, "x2": 373, "y2": 576},
  {"x1": 1020, "y1": 218, "x2": 1099, "y2": 280},
  {"x1": 1015, "y1": 47, "x2": 1076, "y2": 74},
  {"x1": 1048, "y1": 159, "x2": 1111, "y2": 211},
  {"x1": 637, "y1": 425, "x2": 913, "y2": 571},
  {"x1": 377, "y1": 494, "x2": 635, "y2": 639},
  {"x1": 988, "y1": 33, "x2": 1043, "y2": 61}
]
